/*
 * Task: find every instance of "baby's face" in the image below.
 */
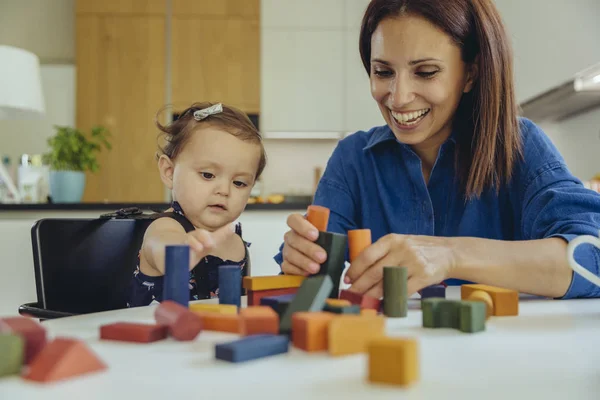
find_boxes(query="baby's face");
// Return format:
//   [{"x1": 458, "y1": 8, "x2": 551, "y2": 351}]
[{"x1": 169, "y1": 126, "x2": 261, "y2": 231}]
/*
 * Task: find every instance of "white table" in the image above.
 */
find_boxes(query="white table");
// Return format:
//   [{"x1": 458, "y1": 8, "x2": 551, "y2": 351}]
[{"x1": 1, "y1": 287, "x2": 599, "y2": 400}]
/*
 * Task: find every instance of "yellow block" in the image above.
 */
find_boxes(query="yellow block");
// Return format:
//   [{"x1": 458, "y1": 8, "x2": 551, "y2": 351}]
[
  {"x1": 328, "y1": 315, "x2": 385, "y2": 356},
  {"x1": 242, "y1": 275, "x2": 305, "y2": 291},
  {"x1": 189, "y1": 304, "x2": 238, "y2": 315},
  {"x1": 361, "y1": 309, "x2": 377, "y2": 316},
  {"x1": 460, "y1": 284, "x2": 518, "y2": 316},
  {"x1": 368, "y1": 337, "x2": 419, "y2": 386},
  {"x1": 326, "y1": 299, "x2": 351, "y2": 307}
]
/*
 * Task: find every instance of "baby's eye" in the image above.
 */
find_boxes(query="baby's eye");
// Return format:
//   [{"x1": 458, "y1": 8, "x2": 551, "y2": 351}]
[
  {"x1": 200, "y1": 172, "x2": 214, "y2": 180},
  {"x1": 233, "y1": 181, "x2": 248, "y2": 188}
]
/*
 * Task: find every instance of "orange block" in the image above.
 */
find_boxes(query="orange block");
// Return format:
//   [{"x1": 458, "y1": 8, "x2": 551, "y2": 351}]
[
  {"x1": 461, "y1": 284, "x2": 518, "y2": 316},
  {"x1": 24, "y1": 338, "x2": 106, "y2": 383},
  {"x1": 348, "y1": 229, "x2": 372, "y2": 261},
  {"x1": 189, "y1": 304, "x2": 238, "y2": 315},
  {"x1": 368, "y1": 337, "x2": 419, "y2": 386},
  {"x1": 292, "y1": 312, "x2": 336, "y2": 352},
  {"x1": 326, "y1": 299, "x2": 351, "y2": 308},
  {"x1": 243, "y1": 275, "x2": 305, "y2": 291},
  {"x1": 307, "y1": 205, "x2": 330, "y2": 232},
  {"x1": 239, "y1": 306, "x2": 279, "y2": 336},
  {"x1": 361, "y1": 309, "x2": 377, "y2": 316},
  {"x1": 328, "y1": 315, "x2": 385, "y2": 356},
  {"x1": 195, "y1": 312, "x2": 240, "y2": 333}
]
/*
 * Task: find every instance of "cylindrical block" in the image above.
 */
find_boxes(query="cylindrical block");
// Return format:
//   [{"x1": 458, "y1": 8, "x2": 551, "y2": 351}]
[
  {"x1": 307, "y1": 205, "x2": 330, "y2": 232},
  {"x1": 466, "y1": 290, "x2": 494, "y2": 319},
  {"x1": 348, "y1": 229, "x2": 372, "y2": 261},
  {"x1": 163, "y1": 245, "x2": 190, "y2": 307},
  {"x1": 154, "y1": 300, "x2": 203, "y2": 341},
  {"x1": 314, "y1": 231, "x2": 348, "y2": 298},
  {"x1": 218, "y1": 265, "x2": 242, "y2": 307},
  {"x1": 383, "y1": 266, "x2": 408, "y2": 317}
]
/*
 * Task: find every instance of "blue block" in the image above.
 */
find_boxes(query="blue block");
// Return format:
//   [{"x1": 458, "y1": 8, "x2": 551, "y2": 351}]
[
  {"x1": 163, "y1": 245, "x2": 190, "y2": 306},
  {"x1": 420, "y1": 284, "x2": 446, "y2": 299},
  {"x1": 215, "y1": 334, "x2": 289, "y2": 363},
  {"x1": 260, "y1": 294, "x2": 296, "y2": 317},
  {"x1": 218, "y1": 265, "x2": 241, "y2": 307}
]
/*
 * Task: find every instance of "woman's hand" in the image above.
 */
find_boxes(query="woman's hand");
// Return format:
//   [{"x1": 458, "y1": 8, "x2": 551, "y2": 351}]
[
  {"x1": 280, "y1": 213, "x2": 328, "y2": 276},
  {"x1": 344, "y1": 234, "x2": 456, "y2": 298}
]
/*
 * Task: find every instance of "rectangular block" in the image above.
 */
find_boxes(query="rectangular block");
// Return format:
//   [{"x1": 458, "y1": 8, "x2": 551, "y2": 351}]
[
  {"x1": 328, "y1": 315, "x2": 385, "y2": 356},
  {"x1": 196, "y1": 312, "x2": 240, "y2": 333},
  {"x1": 163, "y1": 245, "x2": 190, "y2": 307},
  {"x1": 368, "y1": 337, "x2": 419, "y2": 386},
  {"x1": 421, "y1": 298, "x2": 444, "y2": 328},
  {"x1": 279, "y1": 275, "x2": 333, "y2": 335},
  {"x1": 292, "y1": 312, "x2": 336, "y2": 352},
  {"x1": 189, "y1": 303, "x2": 238, "y2": 315},
  {"x1": 324, "y1": 304, "x2": 361, "y2": 314},
  {"x1": 239, "y1": 306, "x2": 279, "y2": 336},
  {"x1": 383, "y1": 266, "x2": 408, "y2": 317},
  {"x1": 154, "y1": 300, "x2": 203, "y2": 341},
  {"x1": 100, "y1": 322, "x2": 168, "y2": 343},
  {"x1": 0, "y1": 317, "x2": 47, "y2": 364},
  {"x1": 339, "y1": 289, "x2": 382, "y2": 311},
  {"x1": 314, "y1": 231, "x2": 348, "y2": 298},
  {"x1": 325, "y1": 299, "x2": 351, "y2": 307},
  {"x1": 459, "y1": 301, "x2": 486, "y2": 333},
  {"x1": 260, "y1": 294, "x2": 295, "y2": 317},
  {"x1": 420, "y1": 284, "x2": 446, "y2": 299},
  {"x1": 218, "y1": 265, "x2": 242, "y2": 307},
  {"x1": 438, "y1": 300, "x2": 460, "y2": 329},
  {"x1": 248, "y1": 287, "x2": 298, "y2": 306},
  {"x1": 361, "y1": 309, "x2": 378, "y2": 316},
  {"x1": 243, "y1": 275, "x2": 305, "y2": 291},
  {"x1": 215, "y1": 334, "x2": 289, "y2": 363},
  {"x1": 0, "y1": 334, "x2": 24, "y2": 377},
  {"x1": 461, "y1": 284, "x2": 519, "y2": 316}
]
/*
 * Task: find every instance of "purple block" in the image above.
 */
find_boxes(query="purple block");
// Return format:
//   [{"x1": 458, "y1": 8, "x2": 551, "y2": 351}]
[{"x1": 420, "y1": 284, "x2": 446, "y2": 299}]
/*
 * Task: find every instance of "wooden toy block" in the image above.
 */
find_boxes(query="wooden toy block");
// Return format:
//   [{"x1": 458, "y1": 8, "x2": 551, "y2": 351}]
[
  {"x1": 215, "y1": 334, "x2": 289, "y2": 363},
  {"x1": 361, "y1": 309, "x2": 378, "y2": 316},
  {"x1": 348, "y1": 229, "x2": 371, "y2": 261},
  {"x1": 189, "y1": 303, "x2": 238, "y2": 315},
  {"x1": 314, "y1": 230, "x2": 348, "y2": 298},
  {"x1": 324, "y1": 303, "x2": 361, "y2": 314},
  {"x1": 0, "y1": 316, "x2": 47, "y2": 364},
  {"x1": 163, "y1": 245, "x2": 190, "y2": 306},
  {"x1": 195, "y1": 312, "x2": 240, "y2": 333},
  {"x1": 292, "y1": 312, "x2": 336, "y2": 352},
  {"x1": 420, "y1": 284, "x2": 446, "y2": 299},
  {"x1": 248, "y1": 287, "x2": 299, "y2": 306},
  {"x1": 260, "y1": 294, "x2": 295, "y2": 317},
  {"x1": 326, "y1": 298, "x2": 351, "y2": 307},
  {"x1": 243, "y1": 275, "x2": 305, "y2": 291},
  {"x1": 239, "y1": 306, "x2": 279, "y2": 336},
  {"x1": 461, "y1": 284, "x2": 518, "y2": 316},
  {"x1": 339, "y1": 289, "x2": 382, "y2": 311},
  {"x1": 368, "y1": 337, "x2": 418, "y2": 386},
  {"x1": 0, "y1": 334, "x2": 24, "y2": 377},
  {"x1": 383, "y1": 266, "x2": 408, "y2": 317},
  {"x1": 459, "y1": 301, "x2": 487, "y2": 333},
  {"x1": 421, "y1": 298, "x2": 444, "y2": 328},
  {"x1": 328, "y1": 315, "x2": 385, "y2": 356},
  {"x1": 306, "y1": 204, "x2": 330, "y2": 232},
  {"x1": 218, "y1": 265, "x2": 242, "y2": 307},
  {"x1": 464, "y1": 289, "x2": 493, "y2": 319},
  {"x1": 154, "y1": 300, "x2": 203, "y2": 341},
  {"x1": 279, "y1": 275, "x2": 333, "y2": 335},
  {"x1": 438, "y1": 300, "x2": 460, "y2": 329},
  {"x1": 24, "y1": 338, "x2": 106, "y2": 383},
  {"x1": 99, "y1": 322, "x2": 168, "y2": 343}
]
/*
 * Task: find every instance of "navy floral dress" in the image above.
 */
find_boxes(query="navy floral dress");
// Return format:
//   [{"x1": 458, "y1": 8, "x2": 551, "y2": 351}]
[{"x1": 127, "y1": 202, "x2": 249, "y2": 307}]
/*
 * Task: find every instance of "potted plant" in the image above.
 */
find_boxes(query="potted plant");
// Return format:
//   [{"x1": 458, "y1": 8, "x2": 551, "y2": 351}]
[{"x1": 43, "y1": 125, "x2": 111, "y2": 203}]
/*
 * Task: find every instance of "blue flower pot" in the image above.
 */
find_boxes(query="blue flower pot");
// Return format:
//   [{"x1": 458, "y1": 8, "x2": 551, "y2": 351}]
[{"x1": 49, "y1": 171, "x2": 86, "y2": 203}]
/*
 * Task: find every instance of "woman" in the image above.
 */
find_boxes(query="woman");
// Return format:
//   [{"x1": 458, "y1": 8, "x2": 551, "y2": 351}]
[{"x1": 274, "y1": 0, "x2": 600, "y2": 299}]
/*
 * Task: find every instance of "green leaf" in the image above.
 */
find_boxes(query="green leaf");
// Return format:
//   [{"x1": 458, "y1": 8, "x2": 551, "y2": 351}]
[{"x1": 43, "y1": 125, "x2": 112, "y2": 173}]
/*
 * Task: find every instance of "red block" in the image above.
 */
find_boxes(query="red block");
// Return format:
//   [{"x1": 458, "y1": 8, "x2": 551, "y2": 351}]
[
  {"x1": 339, "y1": 290, "x2": 381, "y2": 311},
  {"x1": 100, "y1": 322, "x2": 168, "y2": 343},
  {"x1": 24, "y1": 338, "x2": 106, "y2": 383},
  {"x1": 0, "y1": 317, "x2": 47, "y2": 364},
  {"x1": 248, "y1": 287, "x2": 298, "y2": 306},
  {"x1": 154, "y1": 300, "x2": 203, "y2": 341}
]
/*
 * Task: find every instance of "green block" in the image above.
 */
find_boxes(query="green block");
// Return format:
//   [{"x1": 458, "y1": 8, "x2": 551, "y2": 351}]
[
  {"x1": 279, "y1": 275, "x2": 333, "y2": 334},
  {"x1": 0, "y1": 334, "x2": 24, "y2": 377},
  {"x1": 459, "y1": 301, "x2": 486, "y2": 333},
  {"x1": 324, "y1": 304, "x2": 361, "y2": 314},
  {"x1": 314, "y1": 231, "x2": 348, "y2": 298},
  {"x1": 383, "y1": 266, "x2": 408, "y2": 317},
  {"x1": 438, "y1": 300, "x2": 460, "y2": 329},
  {"x1": 422, "y1": 298, "x2": 444, "y2": 328}
]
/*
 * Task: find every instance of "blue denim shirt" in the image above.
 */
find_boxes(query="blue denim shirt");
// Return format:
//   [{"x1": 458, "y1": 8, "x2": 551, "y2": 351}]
[{"x1": 274, "y1": 118, "x2": 600, "y2": 299}]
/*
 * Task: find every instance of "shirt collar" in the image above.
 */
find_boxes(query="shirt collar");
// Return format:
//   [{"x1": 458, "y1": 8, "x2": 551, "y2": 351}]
[{"x1": 363, "y1": 124, "x2": 458, "y2": 152}]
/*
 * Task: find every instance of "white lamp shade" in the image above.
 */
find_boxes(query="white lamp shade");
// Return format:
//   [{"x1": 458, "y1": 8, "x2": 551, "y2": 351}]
[{"x1": 0, "y1": 45, "x2": 46, "y2": 119}]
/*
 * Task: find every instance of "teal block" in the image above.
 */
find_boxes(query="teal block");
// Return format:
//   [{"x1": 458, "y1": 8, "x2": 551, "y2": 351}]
[
  {"x1": 459, "y1": 301, "x2": 486, "y2": 333},
  {"x1": 438, "y1": 300, "x2": 460, "y2": 329},
  {"x1": 324, "y1": 304, "x2": 361, "y2": 314},
  {"x1": 0, "y1": 334, "x2": 24, "y2": 377},
  {"x1": 421, "y1": 298, "x2": 444, "y2": 328}
]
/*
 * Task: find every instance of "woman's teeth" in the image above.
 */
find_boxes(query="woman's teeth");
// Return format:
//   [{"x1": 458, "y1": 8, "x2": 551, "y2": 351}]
[{"x1": 391, "y1": 108, "x2": 430, "y2": 125}]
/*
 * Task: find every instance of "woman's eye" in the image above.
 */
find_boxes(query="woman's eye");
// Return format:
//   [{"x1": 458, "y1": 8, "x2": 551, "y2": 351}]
[
  {"x1": 233, "y1": 181, "x2": 248, "y2": 188},
  {"x1": 416, "y1": 70, "x2": 438, "y2": 78},
  {"x1": 373, "y1": 69, "x2": 393, "y2": 78},
  {"x1": 200, "y1": 172, "x2": 214, "y2": 179}
]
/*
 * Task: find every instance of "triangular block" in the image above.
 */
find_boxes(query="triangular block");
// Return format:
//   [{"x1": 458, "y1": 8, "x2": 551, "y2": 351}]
[{"x1": 24, "y1": 338, "x2": 106, "y2": 383}]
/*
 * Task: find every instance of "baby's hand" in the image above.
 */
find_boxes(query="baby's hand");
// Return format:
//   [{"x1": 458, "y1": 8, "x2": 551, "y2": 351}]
[{"x1": 185, "y1": 224, "x2": 235, "y2": 265}]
